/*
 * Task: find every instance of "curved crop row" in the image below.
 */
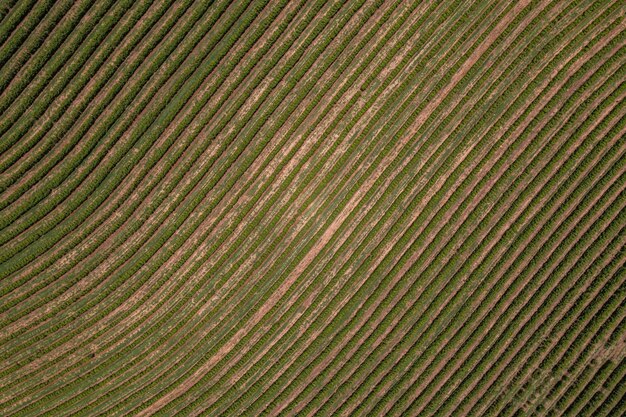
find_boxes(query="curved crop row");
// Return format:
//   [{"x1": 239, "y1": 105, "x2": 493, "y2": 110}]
[{"x1": 1, "y1": 0, "x2": 623, "y2": 415}]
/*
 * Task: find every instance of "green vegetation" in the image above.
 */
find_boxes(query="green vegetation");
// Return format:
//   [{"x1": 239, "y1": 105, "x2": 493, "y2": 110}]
[{"x1": 1, "y1": 0, "x2": 624, "y2": 415}]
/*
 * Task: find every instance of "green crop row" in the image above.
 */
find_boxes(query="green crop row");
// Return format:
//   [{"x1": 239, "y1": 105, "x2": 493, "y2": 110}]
[
  {"x1": 555, "y1": 361, "x2": 615, "y2": 416},
  {"x1": 2, "y1": 0, "x2": 388, "y2": 412},
  {"x1": 478, "y1": 216, "x2": 619, "y2": 415},
  {"x1": 470, "y1": 202, "x2": 620, "y2": 412},
  {"x1": 450, "y1": 126, "x2": 624, "y2": 416},
  {"x1": 3, "y1": 0, "x2": 234, "y2": 255},
  {"x1": 0, "y1": 0, "x2": 118, "y2": 137},
  {"x1": 278, "y1": 2, "x2": 544, "y2": 414},
  {"x1": 2, "y1": 0, "x2": 622, "y2": 414},
  {"x1": 0, "y1": 0, "x2": 288, "y2": 412},
  {"x1": 542, "y1": 266, "x2": 625, "y2": 399},
  {"x1": 200, "y1": 0, "x2": 508, "y2": 412},
  {"x1": 579, "y1": 360, "x2": 626, "y2": 416},
  {"x1": 236, "y1": 0, "x2": 572, "y2": 412},
  {"x1": 0, "y1": 0, "x2": 37, "y2": 48},
  {"x1": 193, "y1": 3, "x2": 461, "y2": 412},
  {"x1": 0, "y1": 3, "x2": 227, "y2": 276},
  {"x1": 42, "y1": 0, "x2": 356, "y2": 410},
  {"x1": 262, "y1": 5, "x2": 620, "y2": 412},
  {"x1": 0, "y1": 0, "x2": 72, "y2": 93},
  {"x1": 0, "y1": 0, "x2": 314, "y2": 339},
  {"x1": 0, "y1": 0, "x2": 330, "y2": 388},
  {"x1": 476, "y1": 206, "x2": 626, "y2": 417},
  {"x1": 86, "y1": 0, "x2": 468, "y2": 410},
  {"x1": 316, "y1": 1, "x2": 596, "y2": 412},
  {"x1": 500, "y1": 198, "x2": 625, "y2": 416},
  {"x1": 0, "y1": 0, "x2": 160, "y2": 193},
  {"x1": 90, "y1": 1, "x2": 419, "y2": 413},
  {"x1": 411, "y1": 48, "x2": 626, "y2": 417},
  {"x1": 470, "y1": 114, "x2": 620, "y2": 416},
  {"x1": 0, "y1": 0, "x2": 276, "y2": 358},
  {"x1": 0, "y1": 0, "x2": 240, "y2": 282},
  {"x1": 376, "y1": 13, "x2": 624, "y2": 412},
  {"x1": 0, "y1": 0, "x2": 262, "y2": 362},
  {"x1": 219, "y1": 0, "x2": 544, "y2": 412},
  {"x1": 42, "y1": 0, "x2": 400, "y2": 410}
]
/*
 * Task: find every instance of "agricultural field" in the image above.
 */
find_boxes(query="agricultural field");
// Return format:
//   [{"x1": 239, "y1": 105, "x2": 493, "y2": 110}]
[{"x1": 0, "y1": 0, "x2": 625, "y2": 415}]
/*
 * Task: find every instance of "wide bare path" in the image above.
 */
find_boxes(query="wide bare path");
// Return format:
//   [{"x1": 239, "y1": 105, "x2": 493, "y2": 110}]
[{"x1": 1, "y1": 0, "x2": 624, "y2": 415}]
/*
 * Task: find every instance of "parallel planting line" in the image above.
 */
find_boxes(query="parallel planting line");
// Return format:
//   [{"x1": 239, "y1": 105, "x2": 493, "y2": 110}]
[{"x1": 1, "y1": 0, "x2": 623, "y2": 415}]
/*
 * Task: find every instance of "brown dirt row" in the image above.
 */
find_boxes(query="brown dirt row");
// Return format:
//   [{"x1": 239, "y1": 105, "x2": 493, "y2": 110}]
[
  {"x1": 0, "y1": 0, "x2": 194, "y2": 223},
  {"x1": 438, "y1": 90, "x2": 624, "y2": 416},
  {"x1": 211, "y1": 1, "x2": 552, "y2": 412},
  {"x1": 393, "y1": 30, "x2": 626, "y2": 417},
  {"x1": 448, "y1": 167, "x2": 624, "y2": 417},
  {"x1": 0, "y1": 0, "x2": 225, "y2": 282},
  {"x1": 199, "y1": 2, "x2": 540, "y2": 412},
  {"x1": 0, "y1": 0, "x2": 267, "y2": 341},
  {"x1": 1, "y1": 0, "x2": 410, "y2": 410},
  {"x1": 0, "y1": 0, "x2": 149, "y2": 188},
  {"x1": 0, "y1": 0, "x2": 314, "y2": 390},
  {"x1": 320, "y1": 10, "x2": 620, "y2": 416}
]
